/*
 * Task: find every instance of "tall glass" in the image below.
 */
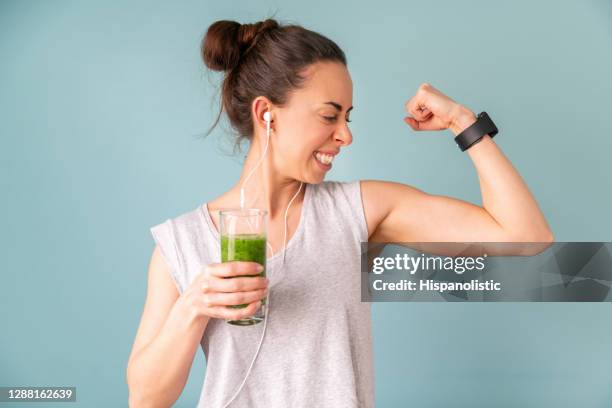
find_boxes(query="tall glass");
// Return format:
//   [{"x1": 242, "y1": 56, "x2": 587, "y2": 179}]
[{"x1": 219, "y1": 208, "x2": 268, "y2": 326}]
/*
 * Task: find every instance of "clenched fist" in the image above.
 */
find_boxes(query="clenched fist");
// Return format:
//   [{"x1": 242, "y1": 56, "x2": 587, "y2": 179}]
[{"x1": 404, "y1": 83, "x2": 477, "y2": 136}]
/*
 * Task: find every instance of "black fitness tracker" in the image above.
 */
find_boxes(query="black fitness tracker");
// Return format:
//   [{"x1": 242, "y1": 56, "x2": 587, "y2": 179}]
[{"x1": 454, "y1": 111, "x2": 498, "y2": 151}]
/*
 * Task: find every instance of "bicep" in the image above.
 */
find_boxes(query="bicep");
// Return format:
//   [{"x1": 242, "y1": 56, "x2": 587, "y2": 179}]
[
  {"x1": 362, "y1": 180, "x2": 507, "y2": 243},
  {"x1": 128, "y1": 245, "x2": 180, "y2": 362}
]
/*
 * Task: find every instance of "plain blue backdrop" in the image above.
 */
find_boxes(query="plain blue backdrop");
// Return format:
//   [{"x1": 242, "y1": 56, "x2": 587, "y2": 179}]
[{"x1": 1, "y1": 0, "x2": 612, "y2": 406}]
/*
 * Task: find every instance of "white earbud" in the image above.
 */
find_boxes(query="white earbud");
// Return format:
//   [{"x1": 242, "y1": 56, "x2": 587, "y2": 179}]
[{"x1": 263, "y1": 111, "x2": 271, "y2": 123}]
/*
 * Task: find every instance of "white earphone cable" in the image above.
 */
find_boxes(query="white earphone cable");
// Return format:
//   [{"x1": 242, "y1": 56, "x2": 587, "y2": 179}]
[
  {"x1": 240, "y1": 116, "x2": 271, "y2": 210},
  {"x1": 222, "y1": 113, "x2": 303, "y2": 408},
  {"x1": 282, "y1": 181, "x2": 303, "y2": 265}
]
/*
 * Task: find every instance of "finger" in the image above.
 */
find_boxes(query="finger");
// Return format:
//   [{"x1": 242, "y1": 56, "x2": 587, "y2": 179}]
[
  {"x1": 211, "y1": 300, "x2": 262, "y2": 320},
  {"x1": 205, "y1": 288, "x2": 268, "y2": 307},
  {"x1": 207, "y1": 261, "x2": 263, "y2": 278},
  {"x1": 404, "y1": 116, "x2": 419, "y2": 130},
  {"x1": 419, "y1": 107, "x2": 432, "y2": 117},
  {"x1": 405, "y1": 97, "x2": 427, "y2": 121},
  {"x1": 414, "y1": 105, "x2": 433, "y2": 121},
  {"x1": 204, "y1": 275, "x2": 268, "y2": 293},
  {"x1": 404, "y1": 116, "x2": 447, "y2": 131},
  {"x1": 405, "y1": 116, "x2": 434, "y2": 131}
]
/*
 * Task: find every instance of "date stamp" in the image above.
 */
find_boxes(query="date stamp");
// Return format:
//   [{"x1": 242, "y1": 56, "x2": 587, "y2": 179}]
[{"x1": 0, "y1": 387, "x2": 76, "y2": 402}]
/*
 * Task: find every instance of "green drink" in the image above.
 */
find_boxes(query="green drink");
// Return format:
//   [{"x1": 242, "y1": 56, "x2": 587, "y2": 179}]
[
  {"x1": 221, "y1": 233, "x2": 267, "y2": 308},
  {"x1": 219, "y1": 209, "x2": 268, "y2": 326}
]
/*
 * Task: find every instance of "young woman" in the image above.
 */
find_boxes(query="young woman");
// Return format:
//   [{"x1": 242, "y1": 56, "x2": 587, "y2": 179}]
[{"x1": 127, "y1": 19, "x2": 553, "y2": 407}]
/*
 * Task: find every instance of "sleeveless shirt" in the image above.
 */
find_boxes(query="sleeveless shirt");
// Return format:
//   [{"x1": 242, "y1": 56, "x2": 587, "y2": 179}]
[{"x1": 149, "y1": 180, "x2": 374, "y2": 407}]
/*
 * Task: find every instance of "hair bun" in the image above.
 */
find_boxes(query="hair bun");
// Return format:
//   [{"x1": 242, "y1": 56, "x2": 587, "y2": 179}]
[{"x1": 202, "y1": 19, "x2": 280, "y2": 72}]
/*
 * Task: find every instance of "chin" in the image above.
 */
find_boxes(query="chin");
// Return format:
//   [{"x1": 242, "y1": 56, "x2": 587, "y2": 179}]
[
  {"x1": 300, "y1": 173, "x2": 325, "y2": 185},
  {"x1": 312, "y1": 171, "x2": 328, "y2": 184}
]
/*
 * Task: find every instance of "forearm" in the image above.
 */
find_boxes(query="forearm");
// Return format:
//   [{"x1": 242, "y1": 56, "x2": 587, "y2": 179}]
[
  {"x1": 452, "y1": 107, "x2": 554, "y2": 241},
  {"x1": 127, "y1": 300, "x2": 210, "y2": 407}
]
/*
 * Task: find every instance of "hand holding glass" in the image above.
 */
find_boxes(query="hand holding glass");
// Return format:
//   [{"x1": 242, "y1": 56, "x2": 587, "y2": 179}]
[{"x1": 219, "y1": 209, "x2": 268, "y2": 326}]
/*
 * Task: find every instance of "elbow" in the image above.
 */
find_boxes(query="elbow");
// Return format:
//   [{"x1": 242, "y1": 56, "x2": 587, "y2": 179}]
[
  {"x1": 126, "y1": 364, "x2": 155, "y2": 408},
  {"x1": 530, "y1": 228, "x2": 555, "y2": 245},
  {"x1": 128, "y1": 394, "x2": 166, "y2": 408},
  {"x1": 532, "y1": 229, "x2": 555, "y2": 255},
  {"x1": 507, "y1": 226, "x2": 555, "y2": 244},
  {"x1": 520, "y1": 228, "x2": 554, "y2": 243},
  {"x1": 127, "y1": 366, "x2": 177, "y2": 408},
  {"x1": 128, "y1": 392, "x2": 151, "y2": 408},
  {"x1": 127, "y1": 384, "x2": 164, "y2": 408},
  {"x1": 505, "y1": 228, "x2": 555, "y2": 256}
]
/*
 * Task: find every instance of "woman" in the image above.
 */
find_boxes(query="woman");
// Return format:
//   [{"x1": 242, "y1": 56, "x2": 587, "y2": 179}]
[{"x1": 126, "y1": 19, "x2": 553, "y2": 407}]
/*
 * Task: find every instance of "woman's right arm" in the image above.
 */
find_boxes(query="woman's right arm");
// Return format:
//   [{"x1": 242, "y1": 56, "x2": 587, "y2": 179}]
[{"x1": 126, "y1": 246, "x2": 268, "y2": 408}]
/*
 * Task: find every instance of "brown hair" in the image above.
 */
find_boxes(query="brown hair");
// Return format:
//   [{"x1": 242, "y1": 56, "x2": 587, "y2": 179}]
[{"x1": 201, "y1": 19, "x2": 347, "y2": 147}]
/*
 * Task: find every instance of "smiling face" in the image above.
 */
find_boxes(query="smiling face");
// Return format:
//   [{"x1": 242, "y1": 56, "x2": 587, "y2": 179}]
[{"x1": 271, "y1": 61, "x2": 354, "y2": 184}]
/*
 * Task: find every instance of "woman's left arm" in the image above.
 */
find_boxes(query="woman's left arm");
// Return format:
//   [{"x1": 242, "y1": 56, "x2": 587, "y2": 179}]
[{"x1": 362, "y1": 83, "x2": 554, "y2": 244}]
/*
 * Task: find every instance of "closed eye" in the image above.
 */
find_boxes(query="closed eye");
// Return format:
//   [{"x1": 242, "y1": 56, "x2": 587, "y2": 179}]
[{"x1": 323, "y1": 116, "x2": 352, "y2": 123}]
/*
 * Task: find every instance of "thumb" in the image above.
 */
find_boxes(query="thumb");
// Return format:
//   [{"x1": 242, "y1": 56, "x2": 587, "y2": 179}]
[
  {"x1": 404, "y1": 116, "x2": 419, "y2": 130},
  {"x1": 404, "y1": 115, "x2": 446, "y2": 131}
]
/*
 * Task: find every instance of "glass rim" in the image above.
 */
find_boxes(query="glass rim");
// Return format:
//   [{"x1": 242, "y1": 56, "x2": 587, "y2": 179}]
[{"x1": 218, "y1": 207, "x2": 268, "y2": 217}]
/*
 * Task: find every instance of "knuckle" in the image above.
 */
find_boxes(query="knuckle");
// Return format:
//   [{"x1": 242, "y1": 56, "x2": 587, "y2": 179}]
[
  {"x1": 250, "y1": 291, "x2": 261, "y2": 301},
  {"x1": 227, "y1": 261, "x2": 240, "y2": 275},
  {"x1": 203, "y1": 264, "x2": 215, "y2": 277},
  {"x1": 233, "y1": 293, "x2": 248, "y2": 304},
  {"x1": 201, "y1": 280, "x2": 211, "y2": 293},
  {"x1": 246, "y1": 262, "x2": 260, "y2": 274},
  {"x1": 202, "y1": 295, "x2": 214, "y2": 308},
  {"x1": 188, "y1": 309, "x2": 200, "y2": 321},
  {"x1": 225, "y1": 262, "x2": 237, "y2": 274},
  {"x1": 228, "y1": 310, "x2": 244, "y2": 320},
  {"x1": 238, "y1": 262, "x2": 251, "y2": 274},
  {"x1": 184, "y1": 294, "x2": 197, "y2": 308},
  {"x1": 229, "y1": 280, "x2": 241, "y2": 291},
  {"x1": 186, "y1": 302, "x2": 201, "y2": 319}
]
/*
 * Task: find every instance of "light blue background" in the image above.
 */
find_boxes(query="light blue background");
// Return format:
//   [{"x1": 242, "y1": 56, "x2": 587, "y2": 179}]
[{"x1": 2, "y1": 0, "x2": 611, "y2": 406}]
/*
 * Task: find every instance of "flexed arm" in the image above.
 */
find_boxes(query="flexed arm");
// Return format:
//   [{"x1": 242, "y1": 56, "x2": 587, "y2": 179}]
[{"x1": 361, "y1": 83, "x2": 554, "y2": 251}]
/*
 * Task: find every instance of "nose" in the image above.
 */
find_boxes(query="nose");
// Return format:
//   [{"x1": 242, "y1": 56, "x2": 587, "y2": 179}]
[{"x1": 334, "y1": 122, "x2": 353, "y2": 147}]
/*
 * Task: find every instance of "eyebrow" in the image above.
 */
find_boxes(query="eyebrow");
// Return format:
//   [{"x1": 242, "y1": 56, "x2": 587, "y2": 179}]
[{"x1": 324, "y1": 101, "x2": 354, "y2": 113}]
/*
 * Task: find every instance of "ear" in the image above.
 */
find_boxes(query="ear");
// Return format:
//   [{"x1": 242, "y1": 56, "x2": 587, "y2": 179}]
[{"x1": 252, "y1": 96, "x2": 275, "y2": 130}]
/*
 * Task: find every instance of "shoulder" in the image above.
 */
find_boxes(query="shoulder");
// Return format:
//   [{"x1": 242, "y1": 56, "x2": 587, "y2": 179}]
[
  {"x1": 311, "y1": 179, "x2": 361, "y2": 199},
  {"x1": 359, "y1": 179, "x2": 425, "y2": 208},
  {"x1": 310, "y1": 179, "x2": 368, "y2": 241},
  {"x1": 149, "y1": 203, "x2": 211, "y2": 294},
  {"x1": 149, "y1": 204, "x2": 207, "y2": 264},
  {"x1": 150, "y1": 205, "x2": 204, "y2": 238},
  {"x1": 359, "y1": 179, "x2": 426, "y2": 240}
]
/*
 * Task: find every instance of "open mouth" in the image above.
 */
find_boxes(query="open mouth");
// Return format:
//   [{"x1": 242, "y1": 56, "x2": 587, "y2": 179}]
[{"x1": 313, "y1": 151, "x2": 335, "y2": 165}]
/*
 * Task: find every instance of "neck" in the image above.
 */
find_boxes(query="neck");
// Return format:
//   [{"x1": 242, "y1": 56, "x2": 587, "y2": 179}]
[{"x1": 234, "y1": 137, "x2": 305, "y2": 219}]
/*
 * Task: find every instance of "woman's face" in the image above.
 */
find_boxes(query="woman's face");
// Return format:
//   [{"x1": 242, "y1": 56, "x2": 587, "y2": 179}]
[{"x1": 273, "y1": 61, "x2": 353, "y2": 184}]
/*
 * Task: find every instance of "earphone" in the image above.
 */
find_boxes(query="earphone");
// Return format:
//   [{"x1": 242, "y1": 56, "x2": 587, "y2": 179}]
[{"x1": 222, "y1": 111, "x2": 303, "y2": 407}]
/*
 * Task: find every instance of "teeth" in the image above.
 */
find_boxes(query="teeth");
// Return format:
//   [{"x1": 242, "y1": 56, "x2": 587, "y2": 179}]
[{"x1": 315, "y1": 152, "x2": 334, "y2": 165}]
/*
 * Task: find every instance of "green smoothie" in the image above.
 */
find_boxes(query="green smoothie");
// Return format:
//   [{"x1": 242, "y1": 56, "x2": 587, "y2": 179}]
[{"x1": 221, "y1": 233, "x2": 267, "y2": 309}]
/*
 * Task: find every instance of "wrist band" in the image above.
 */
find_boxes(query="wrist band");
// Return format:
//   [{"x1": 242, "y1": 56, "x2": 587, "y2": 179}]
[{"x1": 454, "y1": 111, "x2": 498, "y2": 151}]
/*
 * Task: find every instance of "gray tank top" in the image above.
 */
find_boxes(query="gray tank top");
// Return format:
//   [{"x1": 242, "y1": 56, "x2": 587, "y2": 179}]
[{"x1": 150, "y1": 180, "x2": 374, "y2": 407}]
